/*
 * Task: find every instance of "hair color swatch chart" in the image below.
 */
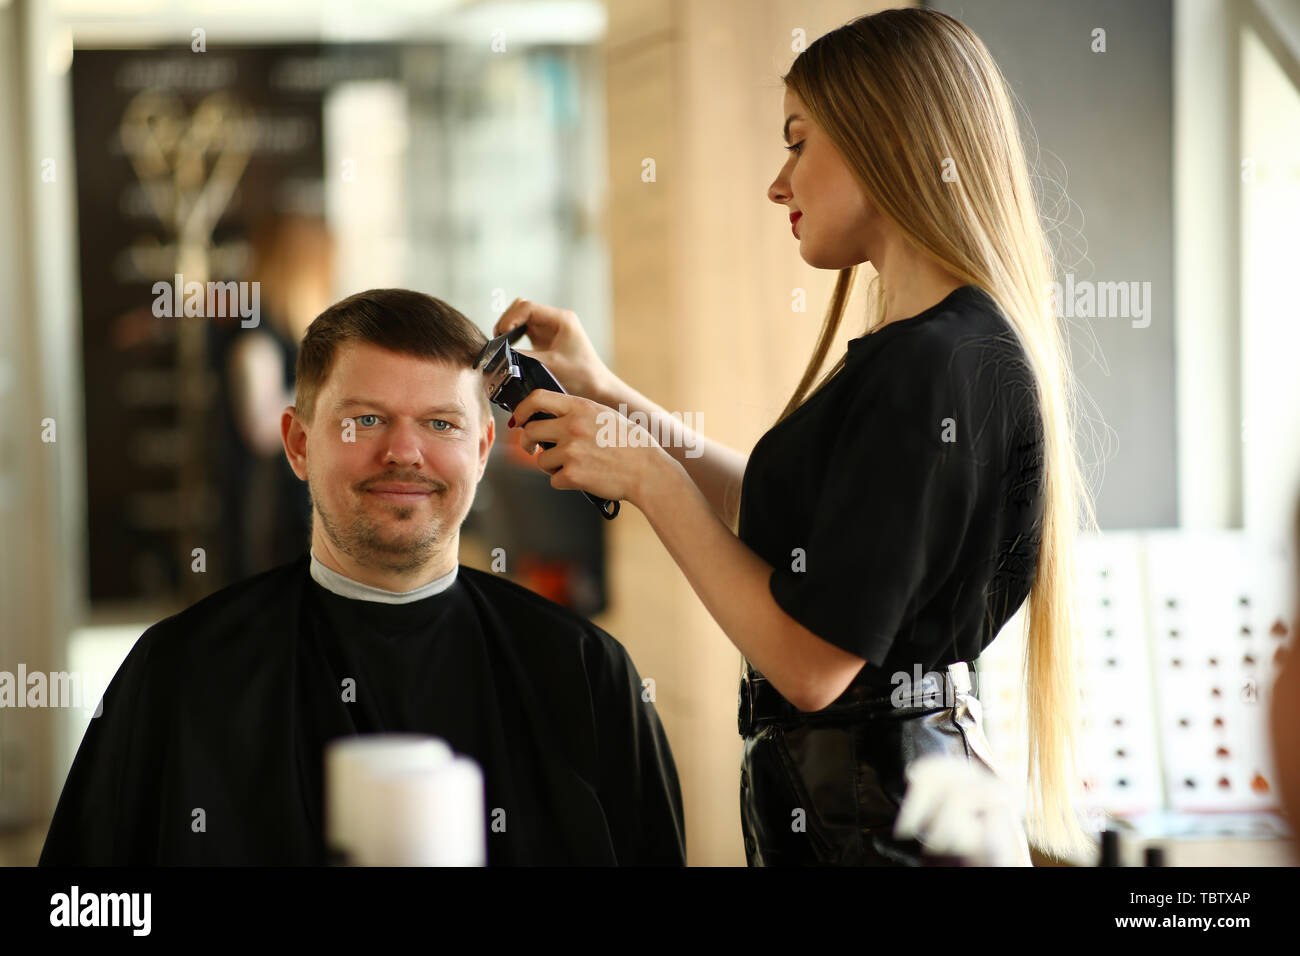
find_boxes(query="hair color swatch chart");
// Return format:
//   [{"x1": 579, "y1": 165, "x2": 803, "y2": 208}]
[{"x1": 979, "y1": 530, "x2": 1294, "y2": 839}]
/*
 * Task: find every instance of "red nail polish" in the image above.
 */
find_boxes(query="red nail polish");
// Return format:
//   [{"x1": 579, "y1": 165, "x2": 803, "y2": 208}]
[{"x1": 507, "y1": 415, "x2": 515, "y2": 428}]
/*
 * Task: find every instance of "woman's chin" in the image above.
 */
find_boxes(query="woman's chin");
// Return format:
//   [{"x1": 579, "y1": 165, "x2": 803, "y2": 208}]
[
  {"x1": 801, "y1": 246, "x2": 869, "y2": 271},
  {"x1": 800, "y1": 249, "x2": 842, "y2": 270}
]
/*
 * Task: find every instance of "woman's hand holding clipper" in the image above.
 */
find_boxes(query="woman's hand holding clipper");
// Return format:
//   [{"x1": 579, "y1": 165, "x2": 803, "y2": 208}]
[{"x1": 491, "y1": 297, "x2": 747, "y2": 526}]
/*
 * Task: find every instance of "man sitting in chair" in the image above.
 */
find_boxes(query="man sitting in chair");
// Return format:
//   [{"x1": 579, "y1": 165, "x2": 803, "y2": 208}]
[{"x1": 40, "y1": 288, "x2": 686, "y2": 866}]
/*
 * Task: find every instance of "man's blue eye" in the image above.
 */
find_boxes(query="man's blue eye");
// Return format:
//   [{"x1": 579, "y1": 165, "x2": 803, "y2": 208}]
[
  {"x1": 431, "y1": 420, "x2": 453, "y2": 431},
  {"x1": 356, "y1": 414, "x2": 380, "y2": 427}
]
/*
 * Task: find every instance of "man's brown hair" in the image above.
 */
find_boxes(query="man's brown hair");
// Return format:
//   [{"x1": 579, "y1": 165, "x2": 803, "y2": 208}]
[{"x1": 295, "y1": 288, "x2": 491, "y2": 426}]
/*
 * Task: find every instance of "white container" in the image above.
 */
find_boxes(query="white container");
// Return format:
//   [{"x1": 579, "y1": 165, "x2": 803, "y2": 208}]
[
  {"x1": 353, "y1": 756, "x2": 487, "y2": 867},
  {"x1": 325, "y1": 734, "x2": 451, "y2": 863}
]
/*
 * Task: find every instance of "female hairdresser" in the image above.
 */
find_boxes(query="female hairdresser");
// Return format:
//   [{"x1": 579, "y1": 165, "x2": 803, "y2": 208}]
[{"x1": 495, "y1": 8, "x2": 1094, "y2": 866}]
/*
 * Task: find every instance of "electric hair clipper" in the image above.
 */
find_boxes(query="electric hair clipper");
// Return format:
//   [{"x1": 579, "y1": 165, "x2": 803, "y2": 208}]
[{"x1": 473, "y1": 326, "x2": 620, "y2": 520}]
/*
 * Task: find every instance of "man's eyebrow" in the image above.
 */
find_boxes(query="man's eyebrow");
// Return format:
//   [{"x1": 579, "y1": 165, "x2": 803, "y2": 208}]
[
  {"x1": 783, "y1": 113, "x2": 804, "y2": 144},
  {"x1": 333, "y1": 398, "x2": 468, "y2": 416}
]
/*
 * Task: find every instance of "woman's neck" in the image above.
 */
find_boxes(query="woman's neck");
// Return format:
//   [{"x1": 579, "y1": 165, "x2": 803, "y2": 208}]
[{"x1": 873, "y1": 240, "x2": 966, "y2": 327}]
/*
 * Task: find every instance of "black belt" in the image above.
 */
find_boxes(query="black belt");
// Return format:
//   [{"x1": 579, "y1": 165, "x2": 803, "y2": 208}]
[{"x1": 738, "y1": 660, "x2": 979, "y2": 736}]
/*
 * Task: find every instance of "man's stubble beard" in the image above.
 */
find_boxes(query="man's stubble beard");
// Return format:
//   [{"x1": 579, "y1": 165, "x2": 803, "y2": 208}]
[{"x1": 309, "y1": 479, "x2": 448, "y2": 575}]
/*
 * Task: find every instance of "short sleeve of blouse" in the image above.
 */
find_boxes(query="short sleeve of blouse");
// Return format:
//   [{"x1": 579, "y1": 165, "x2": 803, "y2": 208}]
[{"x1": 768, "y1": 328, "x2": 990, "y2": 668}]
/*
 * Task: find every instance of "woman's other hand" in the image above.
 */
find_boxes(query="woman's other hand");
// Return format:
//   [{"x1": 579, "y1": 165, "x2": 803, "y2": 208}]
[{"x1": 510, "y1": 388, "x2": 676, "y2": 509}]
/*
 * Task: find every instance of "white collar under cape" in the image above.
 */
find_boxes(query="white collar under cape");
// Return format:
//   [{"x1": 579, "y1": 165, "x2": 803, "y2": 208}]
[{"x1": 309, "y1": 549, "x2": 459, "y2": 605}]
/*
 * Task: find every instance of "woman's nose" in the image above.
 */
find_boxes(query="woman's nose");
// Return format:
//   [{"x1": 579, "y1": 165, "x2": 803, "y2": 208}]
[{"x1": 767, "y1": 176, "x2": 789, "y2": 204}]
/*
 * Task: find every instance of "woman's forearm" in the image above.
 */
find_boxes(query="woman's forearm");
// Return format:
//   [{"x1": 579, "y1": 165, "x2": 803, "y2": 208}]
[
  {"x1": 594, "y1": 374, "x2": 749, "y2": 527},
  {"x1": 630, "y1": 454, "x2": 867, "y2": 712}
]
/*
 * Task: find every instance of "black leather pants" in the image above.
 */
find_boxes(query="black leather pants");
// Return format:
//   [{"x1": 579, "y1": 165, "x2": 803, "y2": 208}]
[{"x1": 738, "y1": 661, "x2": 1018, "y2": 866}]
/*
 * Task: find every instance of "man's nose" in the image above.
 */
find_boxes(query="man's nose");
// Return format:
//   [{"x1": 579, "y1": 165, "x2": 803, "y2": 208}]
[{"x1": 380, "y1": 419, "x2": 425, "y2": 466}]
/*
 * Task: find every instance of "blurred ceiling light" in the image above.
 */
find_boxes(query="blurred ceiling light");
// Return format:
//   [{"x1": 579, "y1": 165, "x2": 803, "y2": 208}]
[
  {"x1": 53, "y1": 0, "x2": 605, "y2": 46},
  {"x1": 437, "y1": 1, "x2": 606, "y2": 45},
  {"x1": 55, "y1": 0, "x2": 171, "y2": 15}
]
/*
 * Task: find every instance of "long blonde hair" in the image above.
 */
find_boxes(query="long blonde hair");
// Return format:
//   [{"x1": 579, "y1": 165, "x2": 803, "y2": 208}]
[{"x1": 780, "y1": 8, "x2": 1097, "y2": 862}]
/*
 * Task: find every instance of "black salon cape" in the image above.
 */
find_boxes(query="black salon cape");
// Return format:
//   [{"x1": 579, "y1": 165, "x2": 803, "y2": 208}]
[
  {"x1": 739, "y1": 284, "x2": 1046, "y2": 679},
  {"x1": 39, "y1": 557, "x2": 686, "y2": 866}
]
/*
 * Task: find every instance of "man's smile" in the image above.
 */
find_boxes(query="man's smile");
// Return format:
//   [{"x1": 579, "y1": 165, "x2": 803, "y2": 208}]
[{"x1": 363, "y1": 481, "x2": 437, "y2": 504}]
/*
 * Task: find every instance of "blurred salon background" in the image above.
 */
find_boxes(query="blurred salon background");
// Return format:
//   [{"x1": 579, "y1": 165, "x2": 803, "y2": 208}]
[{"x1": 1, "y1": 0, "x2": 1298, "y2": 866}]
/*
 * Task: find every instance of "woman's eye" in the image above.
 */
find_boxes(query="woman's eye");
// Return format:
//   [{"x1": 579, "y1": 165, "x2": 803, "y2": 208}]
[
  {"x1": 355, "y1": 414, "x2": 380, "y2": 427},
  {"x1": 785, "y1": 141, "x2": 804, "y2": 154}
]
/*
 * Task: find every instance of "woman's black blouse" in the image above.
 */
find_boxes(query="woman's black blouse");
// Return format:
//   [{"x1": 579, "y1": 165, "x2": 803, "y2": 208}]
[{"x1": 737, "y1": 285, "x2": 1046, "y2": 687}]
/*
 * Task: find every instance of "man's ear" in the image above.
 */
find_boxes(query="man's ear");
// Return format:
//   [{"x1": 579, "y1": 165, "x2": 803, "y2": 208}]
[
  {"x1": 477, "y1": 413, "x2": 495, "y2": 482},
  {"x1": 282, "y1": 407, "x2": 309, "y2": 480}
]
